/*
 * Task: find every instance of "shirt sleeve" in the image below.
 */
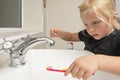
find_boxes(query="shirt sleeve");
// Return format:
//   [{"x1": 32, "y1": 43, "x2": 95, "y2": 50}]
[{"x1": 78, "y1": 29, "x2": 91, "y2": 41}]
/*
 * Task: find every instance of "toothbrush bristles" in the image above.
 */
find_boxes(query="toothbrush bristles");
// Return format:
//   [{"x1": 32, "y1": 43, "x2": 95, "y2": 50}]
[
  {"x1": 46, "y1": 66, "x2": 67, "y2": 72},
  {"x1": 46, "y1": 66, "x2": 52, "y2": 70}
]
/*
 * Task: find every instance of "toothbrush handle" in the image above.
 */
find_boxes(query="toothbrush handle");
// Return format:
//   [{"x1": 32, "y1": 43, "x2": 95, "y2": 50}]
[
  {"x1": 47, "y1": 68, "x2": 66, "y2": 72},
  {"x1": 51, "y1": 69, "x2": 66, "y2": 72}
]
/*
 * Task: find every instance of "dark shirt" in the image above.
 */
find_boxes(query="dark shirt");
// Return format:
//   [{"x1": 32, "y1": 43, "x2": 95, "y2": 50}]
[{"x1": 78, "y1": 29, "x2": 120, "y2": 56}]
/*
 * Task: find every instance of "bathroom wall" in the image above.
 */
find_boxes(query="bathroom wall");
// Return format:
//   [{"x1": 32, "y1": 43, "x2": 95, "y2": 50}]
[
  {"x1": 22, "y1": 0, "x2": 43, "y2": 32},
  {"x1": 115, "y1": 0, "x2": 120, "y2": 16},
  {"x1": 0, "y1": 0, "x2": 44, "y2": 33},
  {"x1": 46, "y1": 0, "x2": 85, "y2": 50}
]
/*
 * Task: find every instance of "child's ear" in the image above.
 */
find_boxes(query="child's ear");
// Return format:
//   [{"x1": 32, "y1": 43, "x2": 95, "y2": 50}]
[
  {"x1": 113, "y1": 13, "x2": 120, "y2": 19},
  {"x1": 111, "y1": 14, "x2": 120, "y2": 30},
  {"x1": 112, "y1": 14, "x2": 117, "y2": 19},
  {"x1": 110, "y1": 14, "x2": 117, "y2": 26},
  {"x1": 112, "y1": 13, "x2": 120, "y2": 23},
  {"x1": 111, "y1": 14, "x2": 118, "y2": 23},
  {"x1": 110, "y1": 15, "x2": 116, "y2": 24},
  {"x1": 113, "y1": 15, "x2": 116, "y2": 19}
]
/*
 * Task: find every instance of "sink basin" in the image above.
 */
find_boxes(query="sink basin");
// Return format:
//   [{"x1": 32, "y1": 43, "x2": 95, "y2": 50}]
[
  {"x1": 0, "y1": 49, "x2": 120, "y2": 80},
  {"x1": 0, "y1": 64, "x2": 33, "y2": 80},
  {"x1": 26, "y1": 49, "x2": 85, "y2": 80}
]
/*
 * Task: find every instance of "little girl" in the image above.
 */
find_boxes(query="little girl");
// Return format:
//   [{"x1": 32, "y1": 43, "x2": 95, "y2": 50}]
[{"x1": 50, "y1": 0, "x2": 120, "y2": 80}]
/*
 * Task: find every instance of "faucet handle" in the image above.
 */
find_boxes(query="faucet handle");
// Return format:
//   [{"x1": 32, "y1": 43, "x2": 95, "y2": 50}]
[
  {"x1": 21, "y1": 34, "x2": 32, "y2": 41},
  {"x1": 0, "y1": 38, "x2": 15, "y2": 53},
  {"x1": 2, "y1": 38, "x2": 15, "y2": 50},
  {"x1": 2, "y1": 41, "x2": 14, "y2": 49}
]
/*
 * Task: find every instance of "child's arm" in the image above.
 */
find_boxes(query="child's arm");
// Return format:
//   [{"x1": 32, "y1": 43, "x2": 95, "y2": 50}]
[
  {"x1": 96, "y1": 55, "x2": 120, "y2": 75},
  {"x1": 64, "y1": 55, "x2": 120, "y2": 80},
  {"x1": 50, "y1": 27, "x2": 80, "y2": 41}
]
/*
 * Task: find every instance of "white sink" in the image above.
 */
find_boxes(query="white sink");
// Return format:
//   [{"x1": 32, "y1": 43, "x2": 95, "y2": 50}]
[{"x1": 0, "y1": 49, "x2": 120, "y2": 80}]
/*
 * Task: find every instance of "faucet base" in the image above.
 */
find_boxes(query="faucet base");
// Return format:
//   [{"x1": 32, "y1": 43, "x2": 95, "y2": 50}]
[{"x1": 9, "y1": 62, "x2": 26, "y2": 67}]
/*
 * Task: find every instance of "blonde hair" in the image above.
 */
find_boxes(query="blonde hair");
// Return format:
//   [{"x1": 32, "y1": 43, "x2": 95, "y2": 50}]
[{"x1": 78, "y1": 0, "x2": 116, "y2": 25}]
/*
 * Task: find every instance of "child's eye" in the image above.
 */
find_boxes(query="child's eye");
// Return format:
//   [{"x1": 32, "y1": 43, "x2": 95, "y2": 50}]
[{"x1": 93, "y1": 21, "x2": 101, "y2": 25}]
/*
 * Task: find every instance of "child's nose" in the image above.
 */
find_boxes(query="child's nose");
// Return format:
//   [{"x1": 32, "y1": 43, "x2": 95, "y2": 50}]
[{"x1": 88, "y1": 26, "x2": 95, "y2": 32}]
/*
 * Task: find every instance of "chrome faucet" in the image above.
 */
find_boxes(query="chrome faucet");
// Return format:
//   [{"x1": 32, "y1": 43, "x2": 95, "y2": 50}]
[{"x1": 1, "y1": 36, "x2": 55, "y2": 67}]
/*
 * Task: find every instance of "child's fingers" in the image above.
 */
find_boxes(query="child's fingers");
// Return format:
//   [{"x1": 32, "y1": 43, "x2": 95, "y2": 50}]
[
  {"x1": 64, "y1": 62, "x2": 75, "y2": 76},
  {"x1": 83, "y1": 71, "x2": 93, "y2": 80}
]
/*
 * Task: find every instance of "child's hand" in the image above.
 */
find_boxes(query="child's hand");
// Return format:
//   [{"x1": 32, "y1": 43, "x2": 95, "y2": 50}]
[
  {"x1": 64, "y1": 55, "x2": 98, "y2": 80},
  {"x1": 50, "y1": 27, "x2": 62, "y2": 37}
]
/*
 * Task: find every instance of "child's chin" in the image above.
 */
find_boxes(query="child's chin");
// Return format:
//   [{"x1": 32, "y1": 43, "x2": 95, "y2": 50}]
[{"x1": 93, "y1": 37, "x2": 102, "y2": 40}]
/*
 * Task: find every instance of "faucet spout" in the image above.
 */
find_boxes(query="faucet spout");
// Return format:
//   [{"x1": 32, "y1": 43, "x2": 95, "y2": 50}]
[{"x1": 19, "y1": 37, "x2": 55, "y2": 55}]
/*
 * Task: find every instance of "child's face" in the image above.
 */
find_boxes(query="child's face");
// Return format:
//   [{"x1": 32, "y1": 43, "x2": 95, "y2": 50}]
[{"x1": 81, "y1": 10, "x2": 114, "y2": 40}]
